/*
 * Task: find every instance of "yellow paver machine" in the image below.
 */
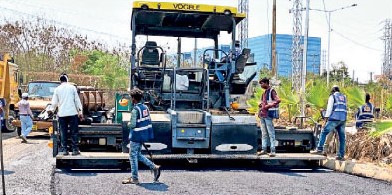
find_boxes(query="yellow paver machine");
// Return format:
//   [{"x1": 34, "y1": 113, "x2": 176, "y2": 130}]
[{"x1": 53, "y1": 1, "x2": 325, "y2": 169}]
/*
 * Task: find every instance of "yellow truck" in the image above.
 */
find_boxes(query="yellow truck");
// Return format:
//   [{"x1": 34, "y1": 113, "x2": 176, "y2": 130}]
[
  {"x1": 12, "y1": 81, "x2": 61, "y2": 135},
  {"x1": 0, "y1": 53, "x2": 21, "y2": 132}
]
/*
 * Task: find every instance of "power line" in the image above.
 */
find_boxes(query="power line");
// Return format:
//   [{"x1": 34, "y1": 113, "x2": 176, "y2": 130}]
[
  {"x1": 332, "y1": 30, "x2": 382, "y2": 51},
  {"x1": 0, "y1": 5, "x2": 130, "y2": 43}
]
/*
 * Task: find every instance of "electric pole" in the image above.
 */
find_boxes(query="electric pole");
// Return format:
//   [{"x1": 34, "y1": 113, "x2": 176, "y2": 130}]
[
  {"x1": 300, "y1": 0, "x2": 310, "y2": 117},
  {"x1": 370, "y1": 72, "x2": 374, "y2": 83},
  {"x1": 271, "y1": 0, "x2": 277, "y2": 77},
  {"x1": 352, "y1": 69, "x2": 355, "y2": 84}
]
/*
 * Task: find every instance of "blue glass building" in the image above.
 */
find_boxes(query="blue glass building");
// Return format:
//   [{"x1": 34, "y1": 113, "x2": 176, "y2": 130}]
[{"x1": 247, "y1": 34, "x2": 321, "y2": 77}]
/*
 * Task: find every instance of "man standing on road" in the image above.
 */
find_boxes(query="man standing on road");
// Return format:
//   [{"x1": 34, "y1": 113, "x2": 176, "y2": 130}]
[
  {"x1": 50, "y1": 74, "x2": 83, "y2": 156},
  {"x1": 311, "y1": 85, "x2": 347, "y2": 160},
  {"x1": 256, "y1": 77, "x2": 280, "y2": 157},
  {"x1": 17, "y1": 93, "x2": 34, "y2": 143},
  {"x1": 122, "y1": 88, "x2": 161, "y2": 184}
]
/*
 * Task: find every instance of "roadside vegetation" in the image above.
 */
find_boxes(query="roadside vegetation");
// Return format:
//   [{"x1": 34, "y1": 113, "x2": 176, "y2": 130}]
[{"x1": 0, "y1": 18, "x2": 131, "y2": 106}]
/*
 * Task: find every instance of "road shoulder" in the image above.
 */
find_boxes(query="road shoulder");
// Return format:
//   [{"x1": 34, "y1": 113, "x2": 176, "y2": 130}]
[{"x1": 322, "y1": 158, "x2": 392, "y2": 183}]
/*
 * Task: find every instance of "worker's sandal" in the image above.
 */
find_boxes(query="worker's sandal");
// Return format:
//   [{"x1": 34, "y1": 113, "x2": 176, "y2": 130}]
[
  {"x1": 310, "y1": 150, "x2": 326, "y2": 156},
  {"x1": 122, "y1": 177, "x2": 139, "y2": 184},
  {"x1": 153, "y1": 165, "x2": 161, "y2": 182},
  {"x1": 256, "y1": 150, "x2": 267, "y2": 156},
  {"x1": 20, "y1": 136, "x2": 27, "y2": 143}
]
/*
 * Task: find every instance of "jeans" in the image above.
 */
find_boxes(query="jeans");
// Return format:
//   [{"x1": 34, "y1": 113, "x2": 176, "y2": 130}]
[
  {"x1": 59, "y1": 115, "x2": 79, "y2": 152},
  {"x1": 20, "y1": 115, "x2": 33, "y2": 137},
  {"x1": 130, "y1": 141, "x2": 155, "y2": 180},
  {"x1": 260, "y1": 117, "x2": 276, "y2": 152},
  {"x1": 317, "y1": 120, "x2": 346, "y2": 158}
]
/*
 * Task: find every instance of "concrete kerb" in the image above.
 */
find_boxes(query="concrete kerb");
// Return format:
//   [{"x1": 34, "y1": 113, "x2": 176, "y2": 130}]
[{"x1": 322, "y1": 157, "x2": 392, "y2": 183}]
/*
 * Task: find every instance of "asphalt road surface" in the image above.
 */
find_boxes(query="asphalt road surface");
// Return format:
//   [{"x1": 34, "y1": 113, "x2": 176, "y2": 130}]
[{"x1": 1, "y1": 133, "x2": 392, "y2": 195}]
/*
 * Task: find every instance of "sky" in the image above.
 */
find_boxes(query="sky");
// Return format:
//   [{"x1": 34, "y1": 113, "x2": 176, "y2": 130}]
[{"x1": 1, "y1": 0, "x2": 391, "y2": 83}]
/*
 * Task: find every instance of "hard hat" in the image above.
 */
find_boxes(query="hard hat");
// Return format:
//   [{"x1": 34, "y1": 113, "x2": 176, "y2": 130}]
[
  {"x1": 119, "y1": 98, "x2": 129, "y2": 107},
  {"x1": 22, "y1": 93, "x2": 29, "y2": 98}
]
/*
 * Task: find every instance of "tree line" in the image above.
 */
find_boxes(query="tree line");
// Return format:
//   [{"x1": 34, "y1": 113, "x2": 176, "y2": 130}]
[{"x1": 0, "y1": 18, "x2": 129, "y2": 90}]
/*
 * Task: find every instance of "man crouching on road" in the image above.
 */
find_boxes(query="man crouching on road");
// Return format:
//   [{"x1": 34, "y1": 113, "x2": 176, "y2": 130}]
[{"x1": 122, "y1": 88, "x2": 161, "y2": 184}]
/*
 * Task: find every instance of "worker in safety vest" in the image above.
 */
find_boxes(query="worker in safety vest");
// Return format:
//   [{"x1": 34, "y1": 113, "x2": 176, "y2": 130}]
[
  {"x1": 122, "y1": 88, "x2": 161, "y2": 184},
  {"x1": 311, "y1": 85, "x2": 347, "y2": 160},
  {"x1": 256, "y1": 77, "x2": 280, "y2": 157},
  {"x1": 355, "y1": 93, "x2": 375, "y2": 129}
]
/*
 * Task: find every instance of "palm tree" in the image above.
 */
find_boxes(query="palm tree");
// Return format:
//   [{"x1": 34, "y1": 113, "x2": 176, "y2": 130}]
[{"x1": 306, "y1": 78, "x2": 329, "y2": 121}]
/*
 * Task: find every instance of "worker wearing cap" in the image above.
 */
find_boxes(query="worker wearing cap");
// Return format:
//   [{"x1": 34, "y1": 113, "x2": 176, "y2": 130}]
[
  {"x1": 311, "y1": 85, "x2": 347, "y2": 160},
  {"x1": 49, "y1": 73, "x2": 83, "y2": 156},
  {"x1": 18, "y1": 93, "x2": 34, "y2": 143}
]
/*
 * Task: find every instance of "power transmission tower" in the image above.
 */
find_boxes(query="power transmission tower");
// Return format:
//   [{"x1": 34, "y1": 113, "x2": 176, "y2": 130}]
[
  {"x1": 290, "y1": 0, "x2": 303, "y2": 91},
  {"x1": 382, "y1": 19, "x2": 392, "y2": 80},
  {"x1": 238, "y1": 0, "x2": 249, "y2": 49}
]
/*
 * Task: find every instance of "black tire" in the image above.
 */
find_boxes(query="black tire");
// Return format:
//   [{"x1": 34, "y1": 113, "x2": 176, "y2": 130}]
[
  {"x1": 4, "y1": 110, "x2": 16, "y2": 132},
  {"x1": 52, "y1": 119, "x2": 60, "y2": 157},
  {"x1": 52, "y1": 133, "x2": 59, "y2": 157}
]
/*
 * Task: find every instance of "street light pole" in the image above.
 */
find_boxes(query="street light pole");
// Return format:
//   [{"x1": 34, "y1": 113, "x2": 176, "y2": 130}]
[
  {"x1": 309, "y1": 4, "x2": 357, "y2": 86},
  {"x1": 327, "y1": 11, "x2": 331, "y2": 86}
]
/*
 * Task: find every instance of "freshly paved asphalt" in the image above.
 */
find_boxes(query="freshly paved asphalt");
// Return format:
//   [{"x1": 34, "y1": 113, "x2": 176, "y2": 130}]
[{"x1": 1, "y1": 132, "x2": 391, "y2": 195}]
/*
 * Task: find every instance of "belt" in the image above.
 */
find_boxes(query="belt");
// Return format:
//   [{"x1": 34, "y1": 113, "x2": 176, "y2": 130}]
[{"x1": 20, "y1": 114, "x2": 30, "y2": 116}]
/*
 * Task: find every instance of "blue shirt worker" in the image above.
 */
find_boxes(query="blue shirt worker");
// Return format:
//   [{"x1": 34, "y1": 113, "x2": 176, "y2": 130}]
[
  {"x1": 355, "y1": 93, "x2": 375, "y2": 128},
  {"x1": 311, "y1": 85, "x2": 347, "y2": 160},
  {"x1": 17, "y1": 93, "x2": 34, "y2": 143},
  {"x1": 122, "y1": 88, "x2": 161, "y2": 185},
  {"x1": 50, "y1": 74, "x2": 83, "y2": 156}
]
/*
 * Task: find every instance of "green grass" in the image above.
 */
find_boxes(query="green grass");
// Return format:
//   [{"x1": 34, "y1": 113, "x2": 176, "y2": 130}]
[{"x1": 369, "y1": 121, "x2": 392, "y2": 137}]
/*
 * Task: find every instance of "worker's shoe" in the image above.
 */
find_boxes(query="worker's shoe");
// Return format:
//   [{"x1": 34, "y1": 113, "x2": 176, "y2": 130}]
[
  {"x1": 59, "y1": 151, "x2": 69, "y2": 156},
  {"x1": 335, "y1": 156, "x2": 345, "y2": 161},
  {"x1": 20, "y1": 136, "x2": 27, "y2": 143},
  {"x1": 153, "y1": 165, "x2": 161, "y2": 182},
  {"x1": 269, "y1": 151, "x2": 276, "y2": 157},
  {"x1": 310, "y1": 150, "x2": 326, "y2": 156},
  {"x1": 122, "y1": 177, "x2": 139, "y2": 184},
  {"x1": 72, "y1": 150, "x2": 81, "y2": 156},
  {"x1": 256, "y1": 150, "x2": 267, "y2": 156}
]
